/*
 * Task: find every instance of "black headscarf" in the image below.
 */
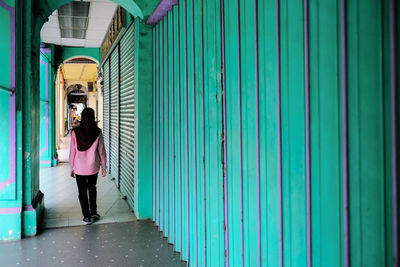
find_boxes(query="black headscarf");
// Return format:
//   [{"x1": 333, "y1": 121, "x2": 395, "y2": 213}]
[{"x1": 73, "y1": 108, "x2": 101, "y2": 151}]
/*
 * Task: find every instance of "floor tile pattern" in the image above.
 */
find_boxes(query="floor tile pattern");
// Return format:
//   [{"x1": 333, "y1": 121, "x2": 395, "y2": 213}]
[
  {"x1": 40, "y1": 163, "x2": 136, "y2": 228},
  {"x1": 0, "y1": 221, "x2": 185, "y2": 267}
]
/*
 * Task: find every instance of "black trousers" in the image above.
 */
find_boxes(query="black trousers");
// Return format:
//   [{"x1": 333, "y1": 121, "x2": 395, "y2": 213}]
[{"x1": 75, "y1": 173, "x2": 98, "y2": 218}]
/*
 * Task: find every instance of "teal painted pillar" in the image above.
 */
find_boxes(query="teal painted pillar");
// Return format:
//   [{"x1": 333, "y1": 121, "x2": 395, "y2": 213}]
[
  {"x1": 20, "y1": 0, "x2": 44, "y2": 238},
  {"x1": 134, "y1": 18, "x2": 153, "y2": 219},
  {"x1": 0, "y1": 0, "x2": 44, "y2": 241},
  {"x1": 0, "y1": 0, "x2": 21, "y2": 241},
  {"x1": 39, "y1": 46, "x2": 57, "y2": 167}
]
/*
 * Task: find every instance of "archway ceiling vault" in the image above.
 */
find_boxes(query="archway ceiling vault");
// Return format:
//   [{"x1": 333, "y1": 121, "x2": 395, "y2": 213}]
[{"x1": 62, "y1": 63, "x2": 98, "y2": 82}]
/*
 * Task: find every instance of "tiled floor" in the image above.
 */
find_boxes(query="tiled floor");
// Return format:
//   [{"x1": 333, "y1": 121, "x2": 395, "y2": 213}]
[
  {"x1": 57, "y1": 136, "x2": 71, "y2": 162},
  {"x1": 0, "y1": 221, "x2": 185, "y2": 267},
  {"x1": 40, "y1": 163, "x2": 136, "y2": 228},
  {"x1": 1, "y1": 162, "x2": 187, "y2": 266}
]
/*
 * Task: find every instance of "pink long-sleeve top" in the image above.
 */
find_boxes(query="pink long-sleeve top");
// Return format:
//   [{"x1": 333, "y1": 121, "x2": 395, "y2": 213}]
[{"x1": 69, "y1": 130, "x2": 107, "y2": 176}]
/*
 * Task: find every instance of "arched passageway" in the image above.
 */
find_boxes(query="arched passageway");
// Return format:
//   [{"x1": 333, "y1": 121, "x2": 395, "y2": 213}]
[
  {"x1": 35, "y1": 1, "x2": 154, "y2": 230},
  {"x1": 0, "y1": 0, "x2": 398, "y2": 266},
  {"x1": 0, "y1": 0, "x2": 161, "y2": 239}
]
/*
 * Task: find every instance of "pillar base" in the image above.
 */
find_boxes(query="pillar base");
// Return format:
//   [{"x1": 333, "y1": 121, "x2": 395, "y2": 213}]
[{"x1": 22, "y1": 191, "x2": 44, "y2": 237}]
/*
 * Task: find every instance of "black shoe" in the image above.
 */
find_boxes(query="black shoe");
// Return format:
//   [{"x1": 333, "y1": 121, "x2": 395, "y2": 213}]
[
  {"x1": 91, "y1": 213, "x2": 100, "y2": 220},
  {"x1": 83, "y1": 217, "x2": 93, "y2": 225}
]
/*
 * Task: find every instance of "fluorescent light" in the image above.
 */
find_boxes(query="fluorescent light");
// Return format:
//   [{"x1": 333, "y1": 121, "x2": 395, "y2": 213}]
[{"x1": 58, "y1": 2, "x2": 90, "y2": 39}]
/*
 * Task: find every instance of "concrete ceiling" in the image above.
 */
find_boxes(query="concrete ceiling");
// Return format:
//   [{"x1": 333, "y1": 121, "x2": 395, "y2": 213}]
[
  {"x1": 62, "y1": 63, "x2": 98, "y2": 82},
  {"x1": 40, "y1": 0, "x2": 118, "y2": 48}
]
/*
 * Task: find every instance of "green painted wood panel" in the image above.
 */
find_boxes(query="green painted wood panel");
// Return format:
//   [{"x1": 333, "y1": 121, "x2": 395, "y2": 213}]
[
  {"x1": 151, "y1": 0, "x2": 224, "y2": 265},
  {"x1": 193, "y1": 0, "x2": 205, "y2": 265},
  {"x1": 172, "y1": 5, "x2": 182, "y2": 253},
  {"x1": 309, "y1": 1, "x2": 343, "y2": 266},
  {"x1": 238, "y1": 0, "x2": 260, "y2": 265},
  {"x1": 186, "y1": 0, "x2": 196, "y2": 263},
  {"x1": 258, "y1": 0, "x2": 280, "y2": 266},
  {"x1": 152, "y1": 20, "x2": 156, "y2": 223},
  {"x1": 382, "y1": 2, "x2": 392, "y2": 264},
  {"x1": 224, "y1": 0, "x2": 242, "y2": 265},
  {"x1": 203, "y1": 0, "x2": 224, "y2": 265},
  {"x1": 347, "y1": 0, "x2": 389, "y2": 265},
  {"x1": 167, "y1": 10, "x2": 175, "y2": 245},
  {"x1": 178, "y1": 3, "x2": 189, "y2": 257},
  {"x1": 150, "y1": 0, "x2": 396, "y2": 266},
  {"x1": 164, "y1": 16, "x2": 169, "y2": 239},
  {"x1": 280, "y1": 1, "x2": 307, "y2": 266},
  {"x1": 155, "y1": 22, "x2": 160, "y2": 228}
]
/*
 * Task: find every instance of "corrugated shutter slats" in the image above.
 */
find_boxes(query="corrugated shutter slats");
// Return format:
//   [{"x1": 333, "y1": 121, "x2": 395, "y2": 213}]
[
  {"x1": 119, "y1": 23, "x2": 135, "y2": 208},
  {"x1": 103, "y1": 59, "x2": 110, "y2": 171},
  {"x1": 110, "y1": 47, "x2": 120, "y2": 183}
]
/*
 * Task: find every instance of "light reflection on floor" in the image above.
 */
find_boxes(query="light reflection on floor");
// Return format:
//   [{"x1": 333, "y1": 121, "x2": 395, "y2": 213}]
[{"x1": 40, "y1": 163, "x2": 136, "y2": 228}]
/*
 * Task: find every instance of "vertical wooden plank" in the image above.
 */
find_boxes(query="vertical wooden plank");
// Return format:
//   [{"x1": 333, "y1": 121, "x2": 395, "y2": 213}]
[
  {"x1": 163, "y1": 13, "x2": 167, "y2": 238},
  {"x1": 160, "y1": 20, "x2": 164, "y2": 232},
  {"x1": 186, "y1": 0, "x2": 196, "y2": 263},
  {"x1": 382, "y1": 1, "x2": 393, "y2": 265},
  {"x1": 303, "y1": 0, "x2": 311, "y2": 265},
  {"x1": 280, "y1": 0, "x2": 307, "y2": 266},
  {"x1": 156, "y1": 22, "x2": 160, "y2": 227},
  {"x1": 220, "y1": 0, "x2": 229, "y2": 265},
  {"x1": 158, "y1": 22, "x2": 162, "y2": 228},
  {"x1": 340, "y1": 0, "x2": 349, "y2": 265},
  {"x1": 168, "y1": 10, "x2": 175, "y2": 246},
  {"x1": 166, "y1": 12, "x2": 170, "y2": 240},
  {"x1": 389, "y1": 0, "x2": 398, "y2": 265},
  {"x1": 347, "y1": 0, "x2": 387, "y2": 265},
  {"x1": 152, "y1": 24, "x2": 156, "y2": 222},
  {"x1": 224, "y1": 0, "x2": 243, "y2": 265},
  {"x1": 179, "y1": 0, "x2": 189, "y2": 259},
  {"x1": 258, "y1": 0, "x2": 281, "y2": 266},
  {"x1": 173, "y1": 4, "x2": 182, "y2": 253},
  {"x1": 204, "y1": 0, "x2": 224, "y2": 265},
  {"x1": 309, "y1": 0, "x2": 343, "y2": 266},
  {"x1": 200, "y1": 0, "x2": 208, "y2": 264},
  {"x1": 193, "y1": 0, "x2": 206, "y2": 265},
  {"x1": 277, "y1": 1, "x2": 284, "y2": 265},
  {"x1": 254, "y1": 0, "x2": 262, "y2": 264},
  {"x1": 238, "y1": 0, "x2": 258, "y2": 265}
]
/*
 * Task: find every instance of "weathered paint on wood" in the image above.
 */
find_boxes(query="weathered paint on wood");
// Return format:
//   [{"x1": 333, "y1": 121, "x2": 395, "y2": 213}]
[{"x1": 151, "y1": 0, "x2": 399, "y2": 266}]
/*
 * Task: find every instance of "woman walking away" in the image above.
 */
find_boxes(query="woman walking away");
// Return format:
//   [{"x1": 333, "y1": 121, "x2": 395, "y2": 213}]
[{"x1": 69, "y1": 107, "x2": 107, "y2": 225}]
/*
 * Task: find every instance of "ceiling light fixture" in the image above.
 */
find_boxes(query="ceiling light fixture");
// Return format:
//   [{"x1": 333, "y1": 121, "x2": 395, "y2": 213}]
[{"x1": 58, "y1": 2, "x2": 90, "y2": 39}]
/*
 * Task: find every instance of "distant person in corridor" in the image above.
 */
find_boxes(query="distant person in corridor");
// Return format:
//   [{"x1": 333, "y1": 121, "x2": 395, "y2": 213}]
[{"x1": 69, "y1": 107, "x2": 107, "y2": 225}]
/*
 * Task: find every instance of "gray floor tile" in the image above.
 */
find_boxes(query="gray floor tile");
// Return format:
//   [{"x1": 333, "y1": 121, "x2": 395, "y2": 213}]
[
  {"x1": 43, "y1": 218, "x2": 68, "y2": 228},
  {"x1": 0, "y1": 220, "x2": 185, "y2": 266},
  {"x1": 40, "y1": 163, "x2": 136, "y2": 228}
]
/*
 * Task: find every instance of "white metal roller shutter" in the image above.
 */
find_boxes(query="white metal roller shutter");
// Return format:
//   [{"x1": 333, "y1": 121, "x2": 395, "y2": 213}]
[
  {"x1": 102, "y1": 59, "x2": 110, "y2": 172},
  {"x1": 118, "y1": 22, "x2": 135, "y2": 208},
  {"x1": 110, "y1": 47, "x2": 120, "y2": 185}
]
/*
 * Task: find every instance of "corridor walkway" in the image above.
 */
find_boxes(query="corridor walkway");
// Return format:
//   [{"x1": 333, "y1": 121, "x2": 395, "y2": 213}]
[
  {"x1": 0, "y1": 220, "x2": 184, "y2": 266},
  {"x1": 0, "y1": 164, "x2": 186, "y2": 266},
  {"x1": 40, "y1": 163, "x2": 136, "y2": 228},
  {"x1": 57, "y1": 136, "x2": 71, "y2": 162}
]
